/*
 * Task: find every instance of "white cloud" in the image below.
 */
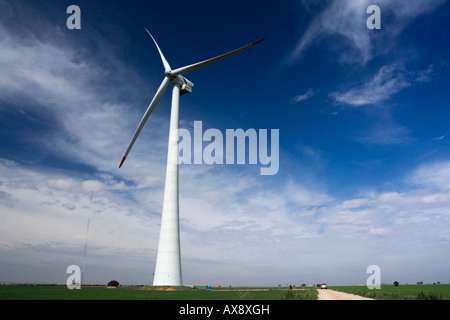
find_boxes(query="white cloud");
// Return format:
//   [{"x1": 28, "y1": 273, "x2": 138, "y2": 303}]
[
  {"x1": 0, "y1": 158, "x2": 163, "y2": 283},
  {"x1": 288, "y1": 0, "x2": 447, "y2": 65},
  {"x1": 332, "y1": 64, "x2": 410, "y2": 106},
  {"x1": 0, "y1": 157, "x2": 332, "y2": 284},
  {"x1": 291, "y1": 88, "x2": 314, "y2": 103},
  {"x1": 2, "y1": 154, "x2": 450, "y2": 285},
  {"x1": 0, "y1": 160, "x2": 160, "y2": 249},
  {"x1": 433, "y1": 133, "x2": 446, "y2": 141},
  {"x1": 0, "y1": 17, "x2": 172, "y2": 188},
  {"x1": 82, "y1": 180, "x2": 105, "y2": 192},
  {"x1": 355, "y1": 114, "x2": 411, "y2": 145},
  {"x1": 331, "y1": 64, "x2": 436, "y2": 107},
  {"x1": 329, "y1": 62, "x2": 434, "y2": 145},
  {"x1": 410, "y1": 160, "x2": 450, "y2": 191},
  {"x1": 336, "y1": 197, "x2": 371, "y2": 210},
  {"x1": 288, "y1": 0, "x2": 372, "y2": 65}
]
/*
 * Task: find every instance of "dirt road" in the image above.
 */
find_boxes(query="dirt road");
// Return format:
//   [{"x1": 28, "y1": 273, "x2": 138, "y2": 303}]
[{"x1": 317, "y1": 289, "x2": 374, "y2": 300}]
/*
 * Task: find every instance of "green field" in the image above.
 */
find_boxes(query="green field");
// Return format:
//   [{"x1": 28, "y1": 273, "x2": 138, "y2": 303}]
[
  {"x1": 1, "y1": 284, "x2": 449, "y2": 300},
  {"x1": 330, "y1": 284, "x2": 450, "y2": 300},
  {"x1": 0, "y1": 285, "x2": 318, "y2": 300}
]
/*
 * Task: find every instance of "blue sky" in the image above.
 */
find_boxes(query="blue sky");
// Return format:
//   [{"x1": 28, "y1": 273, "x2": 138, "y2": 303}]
[{"x1": 1, "y1": 0, "x2": 450, "y2": 286}]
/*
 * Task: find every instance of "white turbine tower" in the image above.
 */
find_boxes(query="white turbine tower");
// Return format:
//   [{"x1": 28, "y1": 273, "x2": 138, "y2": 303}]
[{"x1": 119, "y1": 27, "x2": 264, "y2": 286}]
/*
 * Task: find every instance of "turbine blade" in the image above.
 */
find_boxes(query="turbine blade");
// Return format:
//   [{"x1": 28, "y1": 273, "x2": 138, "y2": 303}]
[
  {"x1": 144, "y1": 27, "x2": 172, "y2": 73},
  {"x1": 119, "y1": 76, "x2": 170, "y2": 168},
  {"x1": 170, "y1": 38, "x2": 265, "y2": 76}
]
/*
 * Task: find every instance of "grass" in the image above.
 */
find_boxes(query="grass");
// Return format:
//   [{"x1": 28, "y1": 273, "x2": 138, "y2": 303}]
[
  {"x1": 3, "y1": 284, "x2": 448, "y2": 300},
  {"x1": 0, "y1": 285, "x2": 318, "y2": 300},
  {"x1": 275, "y1": 288, "x2": 318, "y2": 300},
  {"x1": 330, "y1": 284, "x2": 450, "y2": 300}
]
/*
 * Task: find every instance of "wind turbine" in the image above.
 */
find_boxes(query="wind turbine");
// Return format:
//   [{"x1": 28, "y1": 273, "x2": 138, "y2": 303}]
[{"x1": 119, "y1": 27, "x2": 264, "y2": 286}]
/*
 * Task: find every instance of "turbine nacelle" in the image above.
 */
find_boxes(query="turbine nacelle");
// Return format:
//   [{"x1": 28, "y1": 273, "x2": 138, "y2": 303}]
[{"x1": 170, "y1": 74, "x2": 194, "y2": 96}]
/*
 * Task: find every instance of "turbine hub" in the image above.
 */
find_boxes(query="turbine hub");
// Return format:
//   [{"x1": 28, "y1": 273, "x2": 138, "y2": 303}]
[{"x1": 171, "y1": 75, "x2": 194, "y2": 96}]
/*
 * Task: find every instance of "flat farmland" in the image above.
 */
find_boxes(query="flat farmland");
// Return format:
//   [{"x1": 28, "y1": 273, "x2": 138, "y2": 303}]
[
  {"x1": 0, "y1": 285, "x2": 316, "y2": 300},
  {"x1": 1, "y1": 284, "x2": 449, "y2": 300},
  {"x1": 330, "y1": 284, "x2": 450, "y2": 300}
]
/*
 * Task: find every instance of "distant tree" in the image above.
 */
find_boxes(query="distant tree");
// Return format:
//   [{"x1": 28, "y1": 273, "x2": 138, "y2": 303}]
[
  {"x1": 108, "y1": 280, "x2": 119, "y2": 287},
  {"x1": 393, "y1": 281, "x2": 399, "y2": 287}
]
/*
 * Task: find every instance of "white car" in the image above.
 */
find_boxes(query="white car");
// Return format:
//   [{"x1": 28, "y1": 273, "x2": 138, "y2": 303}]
[{"x1": 321, "y1": 284, "x2": 328, "y2": 289}]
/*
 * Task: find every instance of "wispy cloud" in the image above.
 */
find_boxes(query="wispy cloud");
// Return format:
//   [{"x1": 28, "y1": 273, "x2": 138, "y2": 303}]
[
  {"x1": 289, "y1": 0, "x2": 370, "y2": 65},
  {"x1": 356, "y1": 119, "x2": 411, "y2": 146},
  {"x1": 0, "y1": 15, "x2": 170, "y2": 185},
  {"x1": 411, "y1": 160, "x2": 450, "y2": 191},
  {"x1": 332, "y1": 64, "x2": 410, "y2": 106},
  {"x1": 331, "y1": 63, "x2": 435, "y2": 107},
  {"x1": 433, "y1": 133, "x2": 447, "y2": 141},
  {"x1": 288, "y1": 0, "x2": 447, "y2": 66},
  {"x1": 291, "y1": 88, "x2": 314, "y2": 103}
]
